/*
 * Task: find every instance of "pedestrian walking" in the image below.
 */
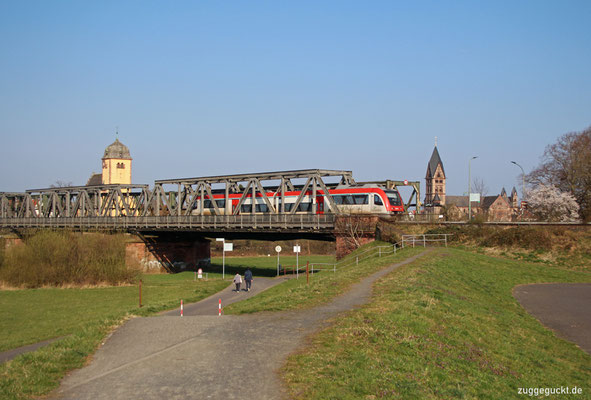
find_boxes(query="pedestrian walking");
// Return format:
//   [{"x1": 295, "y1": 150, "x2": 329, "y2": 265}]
[
  {"x1": 233, "y1": 273, "x2": 242, "y2": 292},
  {"x1": 244, "y1": 268, "x2": 253, "y2": 291}
]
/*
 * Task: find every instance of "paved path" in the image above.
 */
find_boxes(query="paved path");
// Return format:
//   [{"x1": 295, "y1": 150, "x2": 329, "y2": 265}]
[
  {"x1": 52, "y1": 251, "x2": 429, "y2": 400},
  {"x1": 0, "y1": 337, "x2": 64, "y2": 364},
  {"x1": 514, "y1": 283, "x2": 591, "y2": 354}
]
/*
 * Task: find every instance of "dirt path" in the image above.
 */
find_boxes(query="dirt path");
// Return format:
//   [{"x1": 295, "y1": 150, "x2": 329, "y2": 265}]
[
  {"x1": 514, "y1": 283, "x2": 591, "y2": 355},
  {"x1": 52, "y1": 251, "x2": 429, "y2": 400}
]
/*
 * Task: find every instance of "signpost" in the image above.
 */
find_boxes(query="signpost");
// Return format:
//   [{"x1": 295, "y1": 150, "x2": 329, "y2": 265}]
[
  {"x1": 198, "y1": 268, "x2": 203, "y2": 279},
  {"x1": 294, "y1": 245, "x2": 301, "y2": 279},
  {"x1": 216, "y1": 238, "x2": 233, "y2": 279},
  {"x1": 275, "y1": 245, "x2": 282, "y2": 276}
]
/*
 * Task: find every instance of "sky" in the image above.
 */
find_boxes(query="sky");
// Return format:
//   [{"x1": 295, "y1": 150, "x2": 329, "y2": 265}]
[{"x1": 1, "y1": 1, "x2": 590, "y2": 202}]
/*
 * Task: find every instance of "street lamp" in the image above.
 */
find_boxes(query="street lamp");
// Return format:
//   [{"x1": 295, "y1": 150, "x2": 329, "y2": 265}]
[
  {"x1": 511, "y1": 161, "x2": 525, "y2": 200},
  {"x1": 468, "y1": 156, "x2": 478, "y2": 220}
]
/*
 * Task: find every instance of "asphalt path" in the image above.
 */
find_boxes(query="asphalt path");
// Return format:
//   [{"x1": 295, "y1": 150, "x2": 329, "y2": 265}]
[
  {"x1": 514, "y1": 283, "x2": 591, "y2": 355},
  {"x1": 52, "y1": 250, "x2": 429, "y2": 400}
]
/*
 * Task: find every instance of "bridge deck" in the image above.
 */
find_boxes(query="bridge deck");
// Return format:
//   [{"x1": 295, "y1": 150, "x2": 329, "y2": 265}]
[{"x1": 0, "y1": 214, "x2": 336, "y2": 233}]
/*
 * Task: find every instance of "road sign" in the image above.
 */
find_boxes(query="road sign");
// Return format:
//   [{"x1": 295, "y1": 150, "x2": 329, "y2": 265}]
[
  {"x1": 404, "y1": 179, "x2": 409, "y2": 185},
  {"x1": 198, "y1": 268, "x2": 203, "y2": 279},
  {"x1": 224, "y1": 243, "x2": 233, "y2": 252},
  {"x1": 275, "y1": 245, "x2": 282, "y2": 253},
  {"x1": 293, "y1": 245, "x2": 301, "y2": 253}
]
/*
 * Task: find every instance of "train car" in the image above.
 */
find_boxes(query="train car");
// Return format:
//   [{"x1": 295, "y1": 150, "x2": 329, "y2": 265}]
[{"x1": 190, "y1": 184, "x2": 404, "y2": 215}]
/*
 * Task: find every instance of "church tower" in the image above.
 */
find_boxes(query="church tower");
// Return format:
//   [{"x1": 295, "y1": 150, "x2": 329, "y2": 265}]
[
  {"x1": 101, "y1": 138, "x2": 132, "y2": 185},
  {"x1": 425, "y1": 143, "x2": 446, "y2": 207}
]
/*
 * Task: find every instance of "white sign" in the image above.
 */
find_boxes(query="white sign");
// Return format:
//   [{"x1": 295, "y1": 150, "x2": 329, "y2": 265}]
[
  {"x1": 293, "y1": 245, "x2": 301, "y2": 253},
  {"x1": 469, "y1": 193, "x2": 481, "y2": 203},
  {"x1": 224, "y1": 243, "x2": 233, "y2": 252},
  {"x1": 275, "y1": 245, "x2": 282, "y2": 253},
  {"x1": 197, "y1": 268, "x2": 203, "y2": 279}
]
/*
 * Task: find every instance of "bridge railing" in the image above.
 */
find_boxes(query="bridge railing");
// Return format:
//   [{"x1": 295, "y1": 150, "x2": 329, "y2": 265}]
[{"x1": 0, "y1": 214, "x2": 336, "y2": 231}]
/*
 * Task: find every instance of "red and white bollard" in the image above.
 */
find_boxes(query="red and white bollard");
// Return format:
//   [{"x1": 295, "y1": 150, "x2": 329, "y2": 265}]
[
  {"x1": 218, "y1": 298, "x2": 222, "y2": 316},
  {"x1": 181, "y1": 299, "x2": 184, "y2": 317}
]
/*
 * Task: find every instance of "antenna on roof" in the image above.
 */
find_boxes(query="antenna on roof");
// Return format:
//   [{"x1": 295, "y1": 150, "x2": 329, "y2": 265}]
[{"x1": 116, "y1": 126, "x2": 119, "y2": 139}]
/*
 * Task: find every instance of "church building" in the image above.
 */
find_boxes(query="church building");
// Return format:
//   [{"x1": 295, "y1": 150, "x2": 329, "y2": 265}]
[
  {"x1": 87, "y1": 138, "x2": 132, "y2": 186},
  {"x1": 425, "y1": 144, "x2": 446, "y2": 212}
]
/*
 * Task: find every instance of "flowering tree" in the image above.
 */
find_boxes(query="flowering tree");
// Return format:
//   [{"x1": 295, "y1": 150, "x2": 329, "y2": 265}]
[
  {"x1": 527, "y1": 126, "x2": 591, "y2": 221},
  {"x1": 527, "y1": 184, "x2": 580, "y2": 222}
]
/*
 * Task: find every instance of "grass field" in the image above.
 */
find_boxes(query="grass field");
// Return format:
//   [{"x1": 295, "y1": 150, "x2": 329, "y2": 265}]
[
  {"x1": 282, "y1": 248, "x2": 591, "y2": 399},
  {"x1": 210, "y1": 254, "x2": 336, "y2": 278}
]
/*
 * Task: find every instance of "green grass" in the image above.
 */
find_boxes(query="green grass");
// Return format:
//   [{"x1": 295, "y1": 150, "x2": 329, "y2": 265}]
[
  {"x1": 225, "y1": 242, "x2": 425, "y2": 314},
  {"x1": 0, "y1": 272, "x2": 229, "y2": 400},
  {"x1": 282, "y1": 248, "x2": 591, "y2": 399}
]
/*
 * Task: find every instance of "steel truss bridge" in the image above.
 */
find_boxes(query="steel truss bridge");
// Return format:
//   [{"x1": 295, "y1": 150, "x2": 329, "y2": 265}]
[{"x1": 1, "y1": 169, "x2": 420, "y2": 235}]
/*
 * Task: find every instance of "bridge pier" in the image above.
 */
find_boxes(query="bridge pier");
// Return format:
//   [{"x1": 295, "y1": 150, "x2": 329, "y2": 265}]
[{"x1": 334, "y1": 215, "x2": 379, "y2": 259}]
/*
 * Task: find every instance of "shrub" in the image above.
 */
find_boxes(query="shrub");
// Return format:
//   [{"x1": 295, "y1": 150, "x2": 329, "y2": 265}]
[{"x1": 0, "y1": 231, "x2": 139, "y2": 288}]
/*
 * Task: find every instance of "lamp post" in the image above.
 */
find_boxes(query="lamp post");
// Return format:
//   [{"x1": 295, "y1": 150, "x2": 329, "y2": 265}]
[
  {"x1": 468, "y1": 156, "x2": 478, "y2": 220},
  {"x1": 511, "y1": 161, "x2": 525, "y2": 200}
]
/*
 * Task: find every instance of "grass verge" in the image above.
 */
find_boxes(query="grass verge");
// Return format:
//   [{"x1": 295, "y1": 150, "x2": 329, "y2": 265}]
[
  {"x1": 282, "y1": 248, "x2": 591, "y2": 399},
  {"x1": 225, "y1": 242, "x2": 425, "y2": 314}
]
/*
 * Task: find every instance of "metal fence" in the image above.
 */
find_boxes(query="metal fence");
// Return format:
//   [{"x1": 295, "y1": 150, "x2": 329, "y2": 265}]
[{"x1": 307, "y1": 233, "x2": 452, "y2": 275}]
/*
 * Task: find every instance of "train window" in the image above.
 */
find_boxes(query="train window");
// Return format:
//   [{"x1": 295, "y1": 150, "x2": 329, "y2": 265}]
[
  {"x1": 374, "y1": 195, "x2": 383, "y2": 205},
  {"x1": 297, "y1": 202, "x2": 311, "y2": 212},
  {"x1": 241, "y1": 204, "x2": 252, "y2": 213},
  {"x1": 256, "y1": 204, "x2": 268, "y2": 212},
  {"x1": 216, "y1": 199, "x2": 226, "y2": 208},
  {"x1": 353, "y1": 194, "x2": 368, "y2": 205},
  {"x1": 386, "y1": 191, "x2": 402, "y2": 206}
]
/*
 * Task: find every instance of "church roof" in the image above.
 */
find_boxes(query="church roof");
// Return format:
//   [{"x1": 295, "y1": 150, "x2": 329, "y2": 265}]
[
  {"x1": 426, "y1": 146, "x2": 445, "y2": 178},
  {"x1": 103, "y1": 138, "x2": 131, "y2": 160},
  {"x1": 86, "y1": 173, "x2": 102, "y2": 186}
]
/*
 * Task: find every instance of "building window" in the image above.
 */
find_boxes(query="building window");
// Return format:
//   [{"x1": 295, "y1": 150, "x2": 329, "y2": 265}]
[{"x1": 117, "y1": 162, "x2": 125, "y2": 169}]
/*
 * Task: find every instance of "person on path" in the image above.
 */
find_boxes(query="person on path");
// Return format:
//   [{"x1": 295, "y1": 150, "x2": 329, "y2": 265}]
[
  {"x1": 233, "y1": 273, "x2": 242, "y2": 292},
  {"x1": 244, "y1": 268, "x2": 253, "y2": 292}
]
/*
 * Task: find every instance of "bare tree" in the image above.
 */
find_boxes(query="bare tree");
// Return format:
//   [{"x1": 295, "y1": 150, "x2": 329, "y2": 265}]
[
  {"x1": 472, "y1": 177, "x2": 488, "y2": 199},
  {"x1": 527, "y1": 126, "x2": 591, "y2": 221},
  {"x1": 50, "y1": 180, "x2": 73, "y2": 188}
]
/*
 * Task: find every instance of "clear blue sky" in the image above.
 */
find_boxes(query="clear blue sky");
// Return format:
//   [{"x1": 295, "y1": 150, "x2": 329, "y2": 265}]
[{"x1": 1, "y1": 1, "x2": 590, "y2": 200}]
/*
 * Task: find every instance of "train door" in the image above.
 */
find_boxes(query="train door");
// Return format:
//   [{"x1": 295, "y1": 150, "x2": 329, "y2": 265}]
[
  {"x1": 372, "y1": 194, "x2": 385, "y2": 213},
  {"x1": 316, "y1": 196, "x2": 324, "y2": 215}
]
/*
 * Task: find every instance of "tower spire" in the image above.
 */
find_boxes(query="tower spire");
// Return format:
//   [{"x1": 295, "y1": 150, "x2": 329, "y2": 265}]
[{"x1": 435, "y1": 136, "x2": 438, "y2": 147}]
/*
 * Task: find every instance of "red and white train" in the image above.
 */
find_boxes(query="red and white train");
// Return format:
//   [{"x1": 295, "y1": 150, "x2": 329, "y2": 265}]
[{"x1": 191, "y1": 184, "x2": 404, "y2": 215}]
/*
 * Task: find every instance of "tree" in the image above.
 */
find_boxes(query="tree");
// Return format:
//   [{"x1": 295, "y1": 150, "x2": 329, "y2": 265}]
[
  {"x1": 526, "y1": 184, "x2": 579, "y2": 222},
  {"x1": 527, "y1": 126, "x2": 591, "y2": 221},
  {"x1": 472, "y1": 177, "x2": 488, "y2": 199},
  {"x1": 50, "y1": 180, "x2": 73, "y2": 188}
]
